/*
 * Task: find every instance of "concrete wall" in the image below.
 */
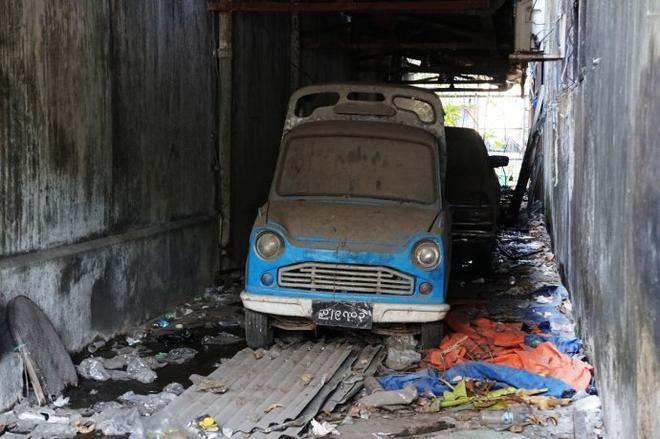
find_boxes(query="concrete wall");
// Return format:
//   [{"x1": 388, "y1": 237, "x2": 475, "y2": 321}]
[
  {"x1": 539, "y1": 0, "x2": 659, "y2": 437},
  {"x1": 0, "y1": 0, "x2": 218, "y2": 409},
  {"x1": 229, "y1": 13, "x2": 351, "y2": 263}
]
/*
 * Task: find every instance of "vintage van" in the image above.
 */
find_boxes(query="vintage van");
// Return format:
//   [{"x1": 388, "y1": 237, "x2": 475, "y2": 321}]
[{"x1": 241, "y1": 84, "x2": 451, "y2": 348}]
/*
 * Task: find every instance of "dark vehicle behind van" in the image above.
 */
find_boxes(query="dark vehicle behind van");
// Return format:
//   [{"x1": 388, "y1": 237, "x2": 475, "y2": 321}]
[{"x1": 445, "y1": 127, "x2": 508, "y2": 271}]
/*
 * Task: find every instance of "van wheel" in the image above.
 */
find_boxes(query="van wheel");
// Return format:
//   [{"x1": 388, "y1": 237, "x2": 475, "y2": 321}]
[
  {"x1": 420, "y1": 321, "x2": 445, "y2": 349},
  {"x1": 245, "y1": 309, "x2": 274, "y2": 349}
]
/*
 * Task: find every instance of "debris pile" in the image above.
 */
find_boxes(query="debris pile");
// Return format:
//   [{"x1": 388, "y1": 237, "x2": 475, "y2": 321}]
[{"x1": 0, "y1": 219, "x2": 604, "y2": 438}]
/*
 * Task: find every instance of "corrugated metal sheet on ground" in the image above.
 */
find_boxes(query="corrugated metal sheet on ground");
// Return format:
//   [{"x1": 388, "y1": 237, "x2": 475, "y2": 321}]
[{"x1": 147, "y1": 342, "x2": 381, "y2": 438}]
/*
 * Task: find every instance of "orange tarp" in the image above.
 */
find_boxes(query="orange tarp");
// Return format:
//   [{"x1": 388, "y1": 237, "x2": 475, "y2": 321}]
[{"x1": 424, "y1": 309, "x2": 593, "y2": 390}]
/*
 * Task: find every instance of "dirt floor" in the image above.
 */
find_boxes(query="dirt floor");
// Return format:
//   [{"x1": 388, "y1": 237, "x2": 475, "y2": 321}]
[{"x1": 0, "y1": 213, "x2": 604, "y2": 438}]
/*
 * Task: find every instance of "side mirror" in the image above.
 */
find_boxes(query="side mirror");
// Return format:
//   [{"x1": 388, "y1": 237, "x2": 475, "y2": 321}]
[{"x1": 488, "y1": 155, "x2": 509, "y2": 168}]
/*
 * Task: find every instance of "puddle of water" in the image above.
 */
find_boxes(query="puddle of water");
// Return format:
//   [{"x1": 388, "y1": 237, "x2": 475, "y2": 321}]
[{"x1": 66, "y1": 326, "x2": 246, "y2": 410}]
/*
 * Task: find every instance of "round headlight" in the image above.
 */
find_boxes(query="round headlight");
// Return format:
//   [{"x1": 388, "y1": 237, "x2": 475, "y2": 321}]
[
  {"x1": 412, "y1": 240, "x2": 441, "y2": 269},
  {"x1": 255, "y1": 232, "x2": 284, "y2": 260}
]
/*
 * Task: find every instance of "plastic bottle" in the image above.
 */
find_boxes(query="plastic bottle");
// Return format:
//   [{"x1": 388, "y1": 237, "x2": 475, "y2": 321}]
[{"x1": 479, "y1": 406, "x2": 530, "y2": 426}]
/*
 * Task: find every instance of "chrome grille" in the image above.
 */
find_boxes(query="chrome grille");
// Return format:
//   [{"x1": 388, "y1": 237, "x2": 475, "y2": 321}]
[{"x1": 278, "y1": 262, "x2": 414, "y2": 295}]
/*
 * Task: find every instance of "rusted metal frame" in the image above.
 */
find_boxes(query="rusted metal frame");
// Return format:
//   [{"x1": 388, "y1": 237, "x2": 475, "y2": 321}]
[
  {"x1": 303, "y1": 40, "x2": 487, "y2": 50},
  {"x1": 397, "y1": 77, "x2": 504, "y2": 85},
  {"x1": 356, "y1": 63, "x2": 511, "y2": 76},
  {"x1": 208, "y1": 1, "x2": 491, "y2": 13},
  {"x1": 428, "y1": 85, "x2": 510, "y2": 92},
  {"x1": 395, "y1": 15, "x2": 496, "y2": 45}
]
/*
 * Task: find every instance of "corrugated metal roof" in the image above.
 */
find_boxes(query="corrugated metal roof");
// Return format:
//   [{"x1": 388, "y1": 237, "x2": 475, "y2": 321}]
[{"x1": 147, "y1": 342, "x2": 382, "y2": 438}]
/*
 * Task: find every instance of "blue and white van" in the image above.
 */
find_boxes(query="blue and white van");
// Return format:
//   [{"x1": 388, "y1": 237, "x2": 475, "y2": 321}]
[{"x1": 241, "y1": 83, "x2": 451, "y2": 348}]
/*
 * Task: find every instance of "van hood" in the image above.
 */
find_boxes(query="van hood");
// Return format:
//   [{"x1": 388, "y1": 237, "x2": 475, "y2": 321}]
[{"x1": 266, "y1": 200, "x2": 437, "y2": 251}]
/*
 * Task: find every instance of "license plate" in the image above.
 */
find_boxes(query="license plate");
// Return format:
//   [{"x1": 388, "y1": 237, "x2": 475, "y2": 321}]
[{"x1": 312, "y1": 301, "x2": 373, "y2": 329}]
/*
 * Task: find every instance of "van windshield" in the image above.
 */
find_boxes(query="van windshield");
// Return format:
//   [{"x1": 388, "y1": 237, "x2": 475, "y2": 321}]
[{"x1": 276, "y1": 135, "x2": 437, "y2": 204}]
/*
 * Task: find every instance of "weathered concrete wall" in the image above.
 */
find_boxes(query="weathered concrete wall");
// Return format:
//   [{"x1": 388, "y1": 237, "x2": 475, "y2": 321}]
[
  {"x1": 0, "y1": 0, "x2": 218, "y2": 409},
  {"x1": 229, "y1": 13, "x2": 351, "y2": 263},
  {"x1": 539, "y1": 0, "x2": 659, "y2": 437}
]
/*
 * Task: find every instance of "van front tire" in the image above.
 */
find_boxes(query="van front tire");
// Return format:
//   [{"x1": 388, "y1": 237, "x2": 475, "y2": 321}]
[
  {"x1": 245, "y1": 309, "x2": 274, "y2": 349},
  {"x1": 421, "y1": 320, "x2": 445, "y2": 349}
]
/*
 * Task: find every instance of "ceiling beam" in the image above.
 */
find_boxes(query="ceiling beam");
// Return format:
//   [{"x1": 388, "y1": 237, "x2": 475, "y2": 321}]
[
  {"x1": 208, "y1": 1, "x2": 491, "y2": 13},
  {"x1": 304, "y1": 41, "x2": 487, "y2": 50}
]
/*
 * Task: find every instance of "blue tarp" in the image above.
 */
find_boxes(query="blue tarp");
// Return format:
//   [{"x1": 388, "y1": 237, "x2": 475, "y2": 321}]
[
  {"x1": 525, "y1": 334, "x2": 583, "y2": 355},
  {"x1": 378, "y1": 362, "x2": 575, "y2": 398}
]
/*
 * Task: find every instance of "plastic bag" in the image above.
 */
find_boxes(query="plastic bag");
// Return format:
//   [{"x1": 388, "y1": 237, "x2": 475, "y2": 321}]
[
  {"x1": 165, "y1": 347, "x2": 198, "y2": 364},
  {"x1": 93, "y1": 407, "x2": 144, "y2": 437},
  {"x1": 384, "y1": 335, "x2": 420, "y2": 370},
  {"x1": 118, "y1": 390, "x2": 177, "y2": 416},
  {"x1": 77, "y1": 358, "x2": 111, "y2": 381},
  {"x1": 163, "y1": 382, "x2": 185, "y2": 395},
  {"x1": 126, "y1": 357, "x2": 157, "y2": 384}
]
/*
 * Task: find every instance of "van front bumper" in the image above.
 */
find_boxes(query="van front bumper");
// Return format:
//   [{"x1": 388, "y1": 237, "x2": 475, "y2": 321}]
[{"x1": 241, "y1": 291, "x2": 450, "y2": 323}]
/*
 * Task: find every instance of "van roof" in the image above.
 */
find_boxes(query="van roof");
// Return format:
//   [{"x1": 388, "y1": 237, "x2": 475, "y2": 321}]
[{"x1": 283, "y1": 83, "x2": 445, "y2": 139}]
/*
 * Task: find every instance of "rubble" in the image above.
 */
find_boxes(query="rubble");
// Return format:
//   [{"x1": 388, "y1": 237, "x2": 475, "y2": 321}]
[
  {"x1": 359, "y1": 384, "x2": 418, "y2": 408},
  {"x1": 0, "y1": 216, "x2": 604, "y2": 438}
]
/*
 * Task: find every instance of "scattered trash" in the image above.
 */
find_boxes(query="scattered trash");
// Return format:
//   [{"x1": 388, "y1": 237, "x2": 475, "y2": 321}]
[
  {"x1": 301, "y1": 372, "x2": 315, "y2": 385},
  {"x1": 126, "y1": 357, "x2": 158, "y2": 383},
  {"x1": 439, "y1": 380, "x2": 517, "y2": 408},
  {"x1": 424, "y1": 309, "x2": 593, "y2": 390},
  {"x1": 254, "y1": 349, "x2": 266, "y2": 359},
  {"x1": 51, "y1": 396, "x2": 69, "y2": 408},
  {"x1": 153, "y1": 318, "x2": 171, "y2": 328},
  {"x1": 74, "y1": 419, "x2": 96, "y2": 434},
  {"x1": 87, "y1": 339, "x2": 106, "y2": 353},
  {"x1": 164, "y1": 347, "x2": 198, "y2": 364},
  {"x1": 201, "y1": 332, "x2": 242, "y2": 345},
  {"x1": 0, "y1": 217, "x2": 601, "y2": 439},
  {"x1": 359, "y1": 384, "x2": 418, "y2": 408},
  {"x1": 77, "y1": 358, "x2": 111, "y2": 381},
  {"x1": 93, "y1": 407, "x2": 144, "y2": 436},
  {"x1": 518, "y1": 394, "x2": 571, "y2": 410},
  {"x1": 379, "y1": 363, "x2": 574, "y2": 397},
  {"x1": 572, "y1": 394, "x2": 601, "y2": 412},
  {"x1": 163, "y1": 382, "x2": 185, "y2": 395},
  {"x1": 192, "y1": 376, "x2": 229, "y2": 394},
  {"x1": 17, "y1": 410, "x2": 70, "y2": 424},
  {"x1": 480, "y1": 406, "x2": 530, "y2": 426},
  {"x1": 195, "y1": 414, "x2": 219, "y2": 432},
  {"x1": 158, "y1": 329, "x2": 193, "y2": 345},
  {"x1": 265, "y1": 403, "x2": 283, "y2": 413},
  {"x1": 126, "y1": 336, "x2": 141, "y2": 346},
  {"x1": 311, "y1": 418, "x2": 340, "y2": 437},
  {"x1": 363, "y1": 376, "x2": 384, "y2": 394},
  {"x1": 384, "y1": 334, "x2": 421, "y2": 371},
  {"x1": 118, "y1": 389, "x2": 178, "y2": 415}
]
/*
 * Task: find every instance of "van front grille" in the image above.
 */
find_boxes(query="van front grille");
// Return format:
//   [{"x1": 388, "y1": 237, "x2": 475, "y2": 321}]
[{"x1": 278, "y1": 262, "x2": 414, "y2": 295}]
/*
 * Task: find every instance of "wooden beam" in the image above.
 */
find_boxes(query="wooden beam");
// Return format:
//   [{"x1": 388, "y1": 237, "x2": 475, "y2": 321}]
[{"x1": 208, "y1": 1, "x2": 491, "y2": 13}]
